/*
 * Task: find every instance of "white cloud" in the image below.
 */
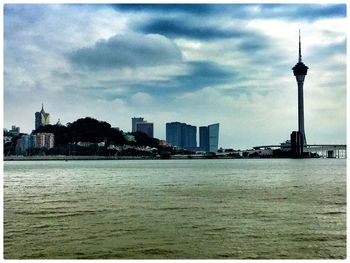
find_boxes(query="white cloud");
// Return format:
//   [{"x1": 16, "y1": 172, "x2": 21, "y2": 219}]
[{"x1": 131, "y1": 92, "x2": 154, "y2": 105}]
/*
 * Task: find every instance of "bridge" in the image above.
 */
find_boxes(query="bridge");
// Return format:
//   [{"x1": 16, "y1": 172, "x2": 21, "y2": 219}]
[
  {"x1": 253, "y1": 144, "x2": 346, "y2": 158},
  {"x1": 304, "y1": 144, "x2": 346, "y2": 158}
]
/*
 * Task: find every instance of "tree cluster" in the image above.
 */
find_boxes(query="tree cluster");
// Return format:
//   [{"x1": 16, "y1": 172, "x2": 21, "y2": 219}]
[
  {"x1": 34, "y1": 117, "x2": 127, "y2": 146},
  {"x1": 31, "y1": 117, "x2": 164, "y2": 156}
]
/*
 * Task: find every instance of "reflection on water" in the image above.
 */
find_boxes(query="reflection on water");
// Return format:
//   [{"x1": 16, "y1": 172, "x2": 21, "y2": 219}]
[{"x1": 4, "y1": 159, "x2": 346, "y2": 259}]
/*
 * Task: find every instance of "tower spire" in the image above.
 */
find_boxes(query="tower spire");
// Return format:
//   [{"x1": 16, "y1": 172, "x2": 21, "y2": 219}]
[
  {"x1": 299, "y1": 29, "x2": 302, "y2": 63},
  {"x1": 40, "y1": 103, "x2": 45, "y2": 113}
]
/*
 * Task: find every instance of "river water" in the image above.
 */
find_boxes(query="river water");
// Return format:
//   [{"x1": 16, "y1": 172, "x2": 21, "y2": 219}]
[{"x1": 3, "y1": 159, "x2": 346, "y2": 259}]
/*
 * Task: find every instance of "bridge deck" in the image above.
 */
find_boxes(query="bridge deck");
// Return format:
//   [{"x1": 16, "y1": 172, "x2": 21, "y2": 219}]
[{"x1": 253, "y1": 144, "x2": 346, "y2": 150}]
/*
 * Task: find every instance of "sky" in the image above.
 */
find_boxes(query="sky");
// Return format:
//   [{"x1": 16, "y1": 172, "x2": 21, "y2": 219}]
[{"x1": 3, "y1": 3, "x2": 347, "y2": 149}]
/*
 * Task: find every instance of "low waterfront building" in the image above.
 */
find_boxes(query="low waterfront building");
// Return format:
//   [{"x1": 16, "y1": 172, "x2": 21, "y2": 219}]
[
  {"x1": 77, "y1": 142, "x2": 94, "y2": 147},
  {"x1": 159, "y1": 140, "x2": 170, "y2": 147},
  {"x1": 124, "y1": 133, "x2": 136, "y2": 142},
  {"x1": 97, "y1": 142, "x2": 105, "y2": 147},
  {"x1": 280, "y1": 140, "x2": 291, "y2": 152}
]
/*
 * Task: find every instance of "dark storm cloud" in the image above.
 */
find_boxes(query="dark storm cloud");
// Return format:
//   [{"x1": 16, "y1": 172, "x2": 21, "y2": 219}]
[
  {"x1": 174, "y1": 61, "x2": 234, "y2": 89},
  {"x1": 124, "y1": 61, "x2": 238, "y2": 97},
  {"x1": 112, "y1": 4, "x2": 215, "y2": 15},
  {"x1": 70, "y1": 60, "x2": 237, "y2": 100},
  {"x1": 133, "y1": 17, "x2": 249, "y2": 40},
  {"x1": 237, "y1": 33, "x2": 274, "y2": 53},
  {"x1": 256, "y1": 4, "x2": 346, "y2": 20},
  {"x1": 68, "y1": 33, "x2": 182, "y2": 70},
  {"x1": 238, "y1": 40, "x2": 268, "y2": 52},
  {"x1": 113, "y1": 3, "x2": 346, "y2": 21}
]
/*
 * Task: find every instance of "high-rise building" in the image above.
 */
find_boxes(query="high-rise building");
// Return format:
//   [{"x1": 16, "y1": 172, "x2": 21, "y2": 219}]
[
  {"x1": 166, "y1": 122, "x2": 182, "y2": 148},
  {"x1": 292, "y1": 30, "x2": 308, "y2": 146},
  {"x1": 199, "y1": 123, "x2": 219, "y2": 152},
  {"x1": 136, "y1": 122, "x2": 154, "y2": 138},
  {"x1": 166, "y1": 122, "x2": 197, "y2": 150},
  {"x1": 35, "y1": 104, "x2": 50, "y2": 130},
  {"x1": 132, "y1": 117, "x2": 144, "y2": 132},
  {"x1": 199, "y1": 126, "x2": 209, "y2": 151},
  {"x1": 208, "y1": 123, "x2": 220, "y2": 152},
  {"x1": 132, "y1": 117, "x2": 154, "y2": 138}
]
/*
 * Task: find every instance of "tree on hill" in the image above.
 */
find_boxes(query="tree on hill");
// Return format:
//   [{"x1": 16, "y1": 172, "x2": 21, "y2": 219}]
[
  {"x1": 130, "y1": 131, "x2": 159, "y2": 147},
  {"x1": 34, "y1": 124, "x2": 69, "y2": 145},
  {"x1": 34, "y1": 117, "x2": 126, "y2": 146}
]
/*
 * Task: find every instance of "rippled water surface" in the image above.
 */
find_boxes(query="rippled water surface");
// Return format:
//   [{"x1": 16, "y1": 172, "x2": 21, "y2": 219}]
[{"x1": 4, "y1": 159, "x2": 346, "y2": 259}]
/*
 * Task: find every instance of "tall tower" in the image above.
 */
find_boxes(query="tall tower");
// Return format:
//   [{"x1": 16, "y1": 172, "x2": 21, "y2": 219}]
[
  {"x1": 292, "y1": 30, "x2": 308, "y2": 146},
  {"x1": 35, "y1": 104, "x2": 50, "y2": 130}
]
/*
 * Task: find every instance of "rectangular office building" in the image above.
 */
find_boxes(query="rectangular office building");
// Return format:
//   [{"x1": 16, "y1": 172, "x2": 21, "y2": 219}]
[
  {"x1": 208, "y1": 123, "x2": 219, "y2": 152},
  {"x1": 199, "y1": 126, "x2": 209, "y2": 151},
  {"x1": 199, "y1": 123, "x2": 219, "y2": 152},
  {"x1": 166, "y1": 122, "x2": 197, "y2": 150},
  {"x1": 136, "y1": 122, "x2": 154, "y2": 138},
  {"x1": 131, "y1": 117, "x2": 144, "y2": 132}
]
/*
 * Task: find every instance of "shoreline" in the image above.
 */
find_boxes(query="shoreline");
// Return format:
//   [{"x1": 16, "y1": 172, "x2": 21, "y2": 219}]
[
  {"x1": 3, "y1": 155, "x2": 332, "y2": 161},
  {"x1": 3, "y1": 155, "x2": 236, "y2": 161}
]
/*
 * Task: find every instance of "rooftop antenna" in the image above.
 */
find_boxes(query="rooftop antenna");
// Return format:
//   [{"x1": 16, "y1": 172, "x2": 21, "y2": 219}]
[{"x1": 299, "y1": 29, "x2": 302, "y2": 63}]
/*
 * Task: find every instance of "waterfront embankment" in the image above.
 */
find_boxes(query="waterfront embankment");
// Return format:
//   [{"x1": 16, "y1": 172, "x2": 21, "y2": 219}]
[{"x1": 3, "y1": 154, "x2": 234, "y2": 161}]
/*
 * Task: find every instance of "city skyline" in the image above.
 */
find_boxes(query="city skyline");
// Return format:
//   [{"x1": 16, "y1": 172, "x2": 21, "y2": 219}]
[{"x1": 4, "y1": 4, "x2": 346, "y2": 149}]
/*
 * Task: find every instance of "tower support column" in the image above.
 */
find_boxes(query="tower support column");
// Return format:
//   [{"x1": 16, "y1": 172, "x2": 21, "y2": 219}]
[{"x1": 297, "y1": 80, "x2": 306, "y2": 145}]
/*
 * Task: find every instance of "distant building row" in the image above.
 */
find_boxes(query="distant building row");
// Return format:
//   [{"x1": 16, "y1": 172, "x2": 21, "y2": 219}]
[
  {"x1": 166, "y1": 122, "x2": 219, "y2": 152},
  {"x1": 16, "y1": 133, "x2": 55, "y2": 155}
]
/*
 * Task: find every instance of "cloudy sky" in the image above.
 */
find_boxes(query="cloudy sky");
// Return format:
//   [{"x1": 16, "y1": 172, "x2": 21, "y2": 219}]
[{"x1": 4, "y1": 3, "x2": 347, "y2": 149}]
